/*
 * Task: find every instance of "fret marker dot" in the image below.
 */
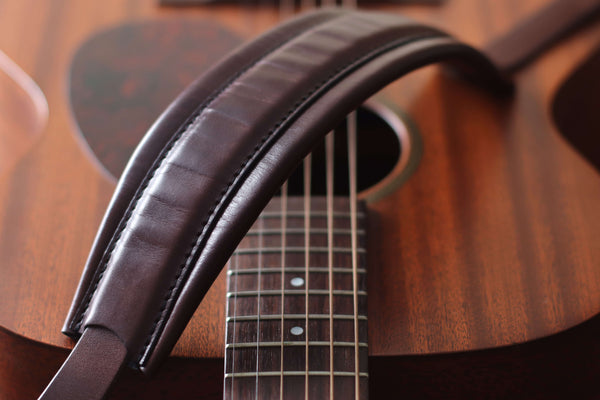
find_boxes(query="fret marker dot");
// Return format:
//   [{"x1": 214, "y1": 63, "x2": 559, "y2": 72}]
[
  {"x1": 290, "y1": 326, "x2": 304, "y2": 336},
  {"x1": 290, "y1": 277, "x2": 304, "y2": 287}
]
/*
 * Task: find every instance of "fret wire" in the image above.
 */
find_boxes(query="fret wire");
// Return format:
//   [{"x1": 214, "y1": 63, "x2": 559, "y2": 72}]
[
  {"x1": 303, "y1": 154, "x2": 311, "y2": 400},
  {"x1": 348, "y1": 110, "x2": 361, "y2": 400},
  {"x1": 228, "y1": 267, "x2": 367, "y2": 275},
  {"x1": 234, "y1": 246, "x2": 366, "y2": 254},
  {"x1": 326, "y1": 130, "x2": 335, "y2": 399},
  {"x1": 226, "y1": 341, "x2": 368, "y2": 349},
  {"x1": 227, "y1": 314, "x2": 368, "y2": 322},
  {"x1": 226, "y1": 371, "x2": 369, "y2": 378},
  {"x1": 259, "y1": 210, "x2": 365, "y2": 218},
  {"x1": 246, "y1": 228, "x2": 365, "y2": 236},
  {"x1": 227, "y1": 289, "x2": 367, "y2": 297},
  {"x1": 279, "y1": 181, "x2": 288, "y2": 400}
]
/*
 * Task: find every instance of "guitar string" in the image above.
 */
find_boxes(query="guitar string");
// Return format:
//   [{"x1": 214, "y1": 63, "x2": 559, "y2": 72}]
[
  {"x1": 301, "y1": 3, "x2": 316, "y2": 400},
  {"x1": 279, "y1": 181, "x2": 288, "y2": 400},
  {"x1": 325, "y1": 0, "x2": 359, "y2": 397},
  {"x1": 347, "y1": 111, "x2": 360, "y2": 400},
  {"x1": 303, "y1": 153, "x2": 312, "y2": 400},
  {"x1": 325, "y1": 131, "x2": 335, "y2": 399},
  {"x1": 342, "y1": 1, "x2": 358, "y2": 396},
  {"x1": 230, "y1": 251, "x2": 240, "y2": 397},
  {"x1": 255, "y1": 207, "x2": 264, "y2": 398},
  {"x1": 320, "y1": 0, "x2": 337, "y2": 397}
]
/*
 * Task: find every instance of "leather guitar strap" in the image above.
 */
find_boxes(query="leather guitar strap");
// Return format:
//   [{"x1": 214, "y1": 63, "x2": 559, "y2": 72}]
[
  {"x1": 39, "y1": 9, "x2": 507, "y2": 399},
  {"x1": 484, "y1": 0, "x2": 600, "y2": 73},
  {"x1": 38, "y1": 1, "x2": 598, "y2": 398}
]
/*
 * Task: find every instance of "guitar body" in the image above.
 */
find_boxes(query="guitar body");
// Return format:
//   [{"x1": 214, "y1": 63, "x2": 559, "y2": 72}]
[{"x1": 1, "y1": 0, "x2": 600, "y2": 398}]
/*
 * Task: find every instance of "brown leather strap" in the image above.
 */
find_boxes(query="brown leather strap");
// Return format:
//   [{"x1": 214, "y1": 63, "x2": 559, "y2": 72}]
[
  {"x1": 484, "y1": 0, "x2": 600, "y2": 73},
  {"x1": 42, "y1": 3, "x2": 600, "y2": 398},
  {"x1": 48, "y1": 9, "x2": 508, "y2": 400},
  {"x1": 39, "y1": 327, "x2": 127, "y2": 400},
  {"x1": 68, "y1": 8, "x2": 507, "y2": 373},
  {"x1": 62, "y1": 8, "x2": 345, "y2": 339}
]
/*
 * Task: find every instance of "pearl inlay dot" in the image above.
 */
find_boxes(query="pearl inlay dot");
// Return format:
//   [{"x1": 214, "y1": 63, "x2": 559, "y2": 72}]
[
  {"x1": 290, "y1": 326, "x2": 304, "y2": 336},
  {"x1": 290, "y1": 277, "x2": 304, "y2": 287}
]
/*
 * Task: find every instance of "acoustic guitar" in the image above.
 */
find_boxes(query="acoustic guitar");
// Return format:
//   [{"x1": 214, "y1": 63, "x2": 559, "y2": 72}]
[{"x1": 1, "y1": 0, "x2": 600, "y2": 399}]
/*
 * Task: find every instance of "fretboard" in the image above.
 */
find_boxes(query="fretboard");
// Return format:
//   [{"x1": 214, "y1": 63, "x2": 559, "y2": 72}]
[{"x1": 224, "y1": 196, "x2": 368, "y2": 400}]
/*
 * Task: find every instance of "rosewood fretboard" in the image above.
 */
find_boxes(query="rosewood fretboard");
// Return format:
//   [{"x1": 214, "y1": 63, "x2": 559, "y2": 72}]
[{"x1": 224, "y1": 196, "x2": 368, "y2": 399}]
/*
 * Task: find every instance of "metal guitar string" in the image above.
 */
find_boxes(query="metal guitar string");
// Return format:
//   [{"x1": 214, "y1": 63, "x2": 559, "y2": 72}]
[
  {"x1": 255, "y1": 209, "x2": 264, "y2": 399},
  {"x1": 301, "y1": 5, "x2": 316, "y2": 400},
  {"x1": 320, "y1": 0, "x2": 337, "y2": 394},
  {"x1": 303, "y1": 152, "x2": 312, "y2": 400},
  {"x1": 347, "y1": 110, "x2": 361, "y2": 400},
  {"x1": 279, "y1": 181, "x2": 289, "y2": 400},
  {"x1": 325, "y1": 131, "x2": 335, "y2": 399},
  {"x1": 339, "y1": 0, "x2": 360, "y2": 394}
]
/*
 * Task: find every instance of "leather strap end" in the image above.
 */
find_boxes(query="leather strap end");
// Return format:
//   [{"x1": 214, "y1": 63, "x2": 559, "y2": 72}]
[
  {"x1": 484, "y1": 0, "x2": 600, "y2": 74},
  {"x1": 38, "y1": 327, "x2": 127, "y2": 400}
]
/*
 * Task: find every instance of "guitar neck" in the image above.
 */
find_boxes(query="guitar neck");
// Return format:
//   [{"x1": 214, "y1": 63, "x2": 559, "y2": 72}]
[{"x1": 224, "y1": 196, "x2": 369, "y2": 399}]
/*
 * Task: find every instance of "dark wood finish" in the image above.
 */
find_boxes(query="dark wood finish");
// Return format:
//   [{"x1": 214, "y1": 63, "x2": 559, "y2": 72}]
[
  {"x1": 224, "y1": 197, "x2": 368, "y2": 399},
  {"x1": 1, "y1": 0, "x2": 600, "y2": 398}
]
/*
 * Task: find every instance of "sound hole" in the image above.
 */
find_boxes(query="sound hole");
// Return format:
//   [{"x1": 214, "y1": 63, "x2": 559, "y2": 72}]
[{"x1": 285, "y1": 102, "x2": 409, "y2": 197}]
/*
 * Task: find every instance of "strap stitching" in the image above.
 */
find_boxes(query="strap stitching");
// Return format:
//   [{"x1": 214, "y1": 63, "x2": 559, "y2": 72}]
[{"x1": 136, "y1": 31, "x2": 437, "y2": 365}]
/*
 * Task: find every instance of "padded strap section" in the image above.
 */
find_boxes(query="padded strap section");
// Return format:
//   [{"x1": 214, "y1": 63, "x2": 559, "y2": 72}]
[
  {"x1": 64, "y1": 9, "x2": 509, "y2": 374},
  {"x1": 63, "y1": 9, "x2": 345, "y2": 338}
]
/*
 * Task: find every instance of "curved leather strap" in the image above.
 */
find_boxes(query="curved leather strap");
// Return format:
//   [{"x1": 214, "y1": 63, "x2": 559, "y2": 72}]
[
  {"x1": 484, "y1": 0, "x2": 600, "y2": 73},
  {"x1": 70, "y1": 8, "x2": 508, "y2": 372},
  {"x1": 63, "y1": 9, "x2": 345, "y2": 338},
  {"x1": 49, "y1": 9, "x2": 508, "y2": 399}
]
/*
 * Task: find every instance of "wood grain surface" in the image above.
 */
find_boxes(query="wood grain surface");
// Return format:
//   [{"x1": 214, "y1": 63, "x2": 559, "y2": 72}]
[{"x1": 1, "y1": 0, "x2": 600, "y2": 398}]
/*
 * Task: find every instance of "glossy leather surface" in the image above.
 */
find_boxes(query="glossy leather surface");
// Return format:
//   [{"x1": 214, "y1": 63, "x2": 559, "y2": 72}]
[
  {"x1": 63, "y1": 9, "x2": 509, "y2": 375},
  {"x1": 63, "y1": 9, "x2": 344, "y2": 339}
]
